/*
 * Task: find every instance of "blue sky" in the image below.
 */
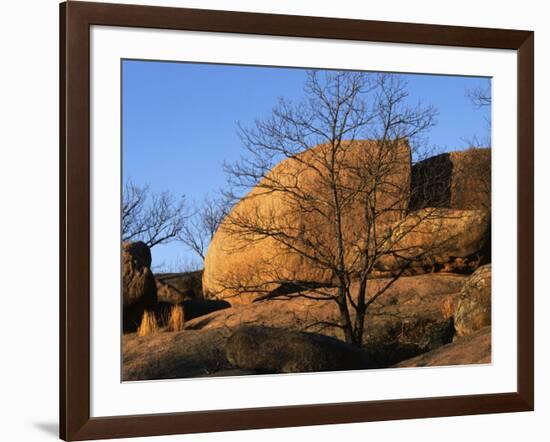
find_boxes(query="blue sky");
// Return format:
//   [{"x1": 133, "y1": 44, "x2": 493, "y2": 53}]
[{"x1": 122, "y1": 60, "x2": 491, "y2": 271}]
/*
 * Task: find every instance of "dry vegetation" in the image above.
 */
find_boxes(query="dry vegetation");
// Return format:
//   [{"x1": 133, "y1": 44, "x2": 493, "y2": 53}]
[
  {"x1": 137, "y1": 310, "x2": 159, "y2": 337},
  {"x1": 167, "y1": 304, "x2": 185, "y2": 332}
]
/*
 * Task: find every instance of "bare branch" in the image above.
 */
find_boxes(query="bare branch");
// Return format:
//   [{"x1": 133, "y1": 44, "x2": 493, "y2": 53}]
[
  {"x1": 178, "y1": 194, "x2": 232, "y2": 261},
  {"x1": 122, "y1": 180, "x2": 190, "y2": 248},
  {"x1": 466, "y1": 84, "x2": 492, "y2": 108}
]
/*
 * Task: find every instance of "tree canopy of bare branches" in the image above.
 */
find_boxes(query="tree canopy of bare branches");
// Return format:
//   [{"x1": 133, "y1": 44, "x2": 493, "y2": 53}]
[
  {"x1": 216, "y1": 71, "x2": 449, "y2": 346},
  {"x1": 463, "y1": 81, "x2": 491, "y2": 151},
  {"x1": 178, "y1": 195, "x2": 232, "y2": 261},
  {"x1": 122, "y1": 180, "x2": 190, "y2": 248},
  {"x1": 466, "y1": 84, "x2": 492, "y2": 108}
]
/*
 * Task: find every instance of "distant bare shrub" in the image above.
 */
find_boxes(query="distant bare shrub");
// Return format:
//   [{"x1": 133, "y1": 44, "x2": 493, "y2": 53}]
[
  {"x1": 179, "y1": 195, "x2": 232, "y2": 261},
  {"x1": 122, "y1": 180, "x2": 190, "y2": 248},
  {"x1": 167, "y1": 304, "x2": 185, "y2": 332},
  {"x1": 137, "y1": 310, "x2": 159, "y2": 337}
]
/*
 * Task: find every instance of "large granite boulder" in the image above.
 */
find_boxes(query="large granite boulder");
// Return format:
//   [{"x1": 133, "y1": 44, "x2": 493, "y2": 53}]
[
  {"x1": 409, "y1": 147, "x2": 491, "y2": 212},
  {"x1": 226, "y1": 326, "x2": 370, "y2": 373},
  {"x1": 203, "y1": 140, "x2": 411, "y2": 304},
  {"x1": 374, "y1": 208, "x2": 490, "y2": 275},
  {"x1": 454, "y1": 264, "x2": 491, "y2": 337},
  {"x1": 122, "y1": 241, "x2": 157, "y2": 332}
]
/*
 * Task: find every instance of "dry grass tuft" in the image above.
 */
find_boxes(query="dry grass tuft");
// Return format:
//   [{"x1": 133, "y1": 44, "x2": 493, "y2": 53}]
[
  {"x1": 167, "y1": 304, "x2": 185, "y2": 332},
  {"x1": 137, "y1": 310, "x2": 159, "y2": 337}
]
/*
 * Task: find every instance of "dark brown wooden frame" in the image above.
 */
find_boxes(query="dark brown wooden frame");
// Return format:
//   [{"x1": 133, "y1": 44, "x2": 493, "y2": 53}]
[{"x1": 60, "y1": 1, "x2": 534, "y2": 440}]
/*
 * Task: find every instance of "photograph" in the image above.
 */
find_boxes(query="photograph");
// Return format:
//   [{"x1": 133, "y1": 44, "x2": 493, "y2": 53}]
[
  {"x1": 121, "y1": 61, "x2": 492, "y2": 381},
  {"x1": 2, "y1": 0, "x2": 543, "y2": 440}
]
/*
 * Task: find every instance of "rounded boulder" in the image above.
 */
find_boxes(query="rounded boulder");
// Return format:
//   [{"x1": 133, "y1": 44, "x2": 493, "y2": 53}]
[
  {"x1": 454, "y1": 264, "x2": 491, "y2": 337},
  {"x1": 122, "y1": 241, "x2": 157, "y2": 332},
  {"x1": 226, "y1": 326, "x2": 370, "y2": 373}
]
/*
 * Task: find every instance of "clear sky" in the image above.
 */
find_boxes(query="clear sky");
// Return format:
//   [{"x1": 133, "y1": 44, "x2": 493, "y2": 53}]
[{"x1": 122, "y1": 60, "x2": 491, "y2": 271}]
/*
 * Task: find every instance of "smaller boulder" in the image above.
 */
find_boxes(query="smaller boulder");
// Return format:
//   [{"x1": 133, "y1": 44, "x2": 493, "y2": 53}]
[
  {"x1": 156, "y1": 279, "x2": 187, "y2": 304},
  {"x1": 156, "y1": 270, "x2": 204, "y2": 299},
  {"x1": 409, "y1": 148, "x2": 491, "y2": 212},
  {"x1": 226, "y1": 326, "x2": 369, "y2": 373},
  {"x1": 122, "y1": 241, "x2": 157, "y2": 332},
  {"x1": 124, "y1": 241, "x2": 152, "y2": 268},
  {"x1": 374, "y1": 208, "x2": 489, "y2": 276},
  {"x1": 454, "y1": 264, "x2": 491, "y2": 337}
]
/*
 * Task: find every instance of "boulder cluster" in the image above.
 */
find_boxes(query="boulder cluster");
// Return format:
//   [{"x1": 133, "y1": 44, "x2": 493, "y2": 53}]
[
  {"x1": 122, "y1": 142, "x2": 493, "y2": 379},
  {"x1": 122, "y1": 243, "x2": 230, "y2": 333},
  {"x1": 203, "y1": 142, "x2": 491, "y2": 304}
]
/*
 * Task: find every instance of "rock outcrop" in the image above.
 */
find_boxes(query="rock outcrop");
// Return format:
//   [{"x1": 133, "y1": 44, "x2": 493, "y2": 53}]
[
  {"x1": 156, "y1": 270, "x2": 204, "y2": 299},
  {"x1": 155, "y1": 279, "x2": 187, "y2": 305},
  {"x1": 123, "y1": 328, "x2": 232, "y2": 380},
  {"x1": 454, "y1": 264, "x2": 492, "y2": 337},
  {"x1": 409, "y1": 147, "x2": 491, "y2": 211},
  {"x1": 374, "y1": 208, "x2": 490, "y2": 275},
  {"x1": 226, "y1": 326, "x2": 370, "y2": 373},
  {"x1": 122, "y1": 273, "x2": 487, "y2": 380},
  {"x1": 394, "y1": 326, "x2": 491, "y2": 367},
  {"x1": 203, "y1": 140, "x2": 412, "y2": 304},
  {"x1": 187, "y1": 274, "x2": 466, "y2": 367},
  {"x1": 122, "y1": 241, "x2": 157, "y2": 332},
  {"x1": 203, "y1": 143, "x2": 491, "y2": 305}
]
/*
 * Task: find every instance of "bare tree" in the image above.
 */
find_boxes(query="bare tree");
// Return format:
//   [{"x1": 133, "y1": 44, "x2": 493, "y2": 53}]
[
  {"x1": 178, "y1": 195, "x2": 232, "y2": 261},
  {"x1": 466, "y1": 84, "x2": 492, "y2": 108},
  {"x1": 464, "y1": 81, "x2": 492, "y2": 148},
  {"x1": 122, "y1": 180, "x2": 190, "y2": 248},
  {"x1": 219, "y1": 71, "x2": 451, "y2": 346},
  {"x1": 460, "y1": 82, "x2": 491, "y2": 211}
]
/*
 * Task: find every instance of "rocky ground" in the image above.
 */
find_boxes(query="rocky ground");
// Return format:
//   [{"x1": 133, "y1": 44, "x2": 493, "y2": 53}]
[
  {"x1": 122, "y1": 267, "x2": 491, "y2": 381},
  {"x1": 394, "y1": 326, "x2": 491, "y2": 368},
  {"x1": 123, "y1": 328, "x2": 232, "y2": 380},
  {"x1": 122, "y1": 146, "x2": 492, "y2": 380}
]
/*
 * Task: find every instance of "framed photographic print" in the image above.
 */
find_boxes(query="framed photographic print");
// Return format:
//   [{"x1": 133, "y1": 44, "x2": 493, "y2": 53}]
[{"x1": 60, "y1": 1, "x2": 534, "y2": 440}]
